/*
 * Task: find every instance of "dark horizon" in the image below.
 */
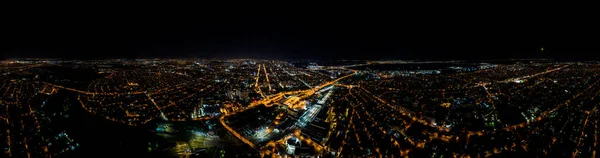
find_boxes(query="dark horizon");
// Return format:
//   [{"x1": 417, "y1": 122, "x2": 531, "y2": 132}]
[{"x1": 2, "y1": 7, "x2": 600, "y2": 60}]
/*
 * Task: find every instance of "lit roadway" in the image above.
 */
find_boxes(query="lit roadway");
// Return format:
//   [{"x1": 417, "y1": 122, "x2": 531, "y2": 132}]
[
  {"x1": 44, "y1": 82, "x2": 146, "y2": 95},
  {"x1": 219, "y1": 71, "x2": 357, "y2": 149},
  {"x1": 48, "y1": 79, "x2": 217, "y2": 123},
  {"x1": 262, "y1": 64, "x2": 272, "y2": 91},
  {"x1": 474, "y1": 64, "x2": 570, "y2": 88},
  {"x1": 355, "y1": 64, "x2": 600, "y2": 156},
  {"x1": 278, "y1": 65, "x2": 313, "y2": 89},
  {"x1": 254, "y1": 64, "x2": 265, "y2": 98},
  {"x1": 360, "y1": 64, "x2": 580, "y2": 135}
]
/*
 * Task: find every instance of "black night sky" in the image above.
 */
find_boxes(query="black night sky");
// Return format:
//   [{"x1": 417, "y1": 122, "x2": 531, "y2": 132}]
[{"x1": 2, "y1": 6, "x2": 600, "y2": 60}]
